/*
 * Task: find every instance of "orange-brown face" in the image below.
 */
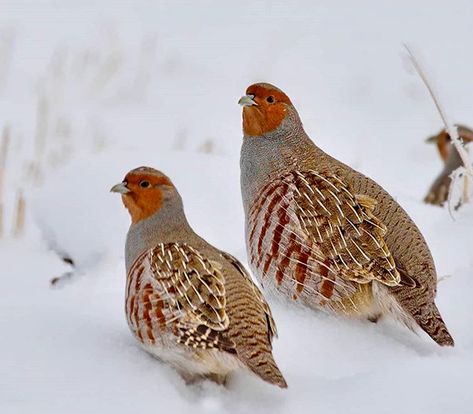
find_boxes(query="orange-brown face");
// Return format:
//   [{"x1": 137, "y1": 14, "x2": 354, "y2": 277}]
[
  {"x1": 436, "y1": 131, "x2": 451, "y2": 162},
  {"x1": 239, "y1": 83, "x2": 292, "y2": 136},
  {"x1": 111, "y1": 168, "x2": 173, "y2": 224}
]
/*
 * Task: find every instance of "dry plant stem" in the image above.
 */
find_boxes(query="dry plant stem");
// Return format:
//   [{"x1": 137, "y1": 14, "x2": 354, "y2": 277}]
[
  {"x1": 0, "y1": 30, "x2": 14, "y2": 90},
  {"x1": 0, "y1": 127, "x2": 9, "y2": 193},
  {"x1": 13, "y1": 190, "x2": 25, "y2": 237},
  {"x1": 404, "y1": 45, "x2": 473, "y2": 175},
  {"x1": 0, "y1": 127, "x2": 10, "y2": 237},
  {"x1": 437, "y1": 275, "x2": 452, "y2": 283},
  {"x1": 463, "y1": 174, "x2": 469, "y2": 204},
  {"x1": 404, "y1": 44, "x2": 473, "y2": 215},
  {"x1": 35, "y1": 95, "x2": 48, "y2": 157},
  {"x1": 32, "y1": 96, "x2": 49, "y2": 184}
]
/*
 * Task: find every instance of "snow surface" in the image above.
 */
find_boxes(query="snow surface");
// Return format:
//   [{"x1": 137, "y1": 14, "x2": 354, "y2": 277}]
[{"x1": 1, "y1": 1, "x2": 473, "y2": 413}]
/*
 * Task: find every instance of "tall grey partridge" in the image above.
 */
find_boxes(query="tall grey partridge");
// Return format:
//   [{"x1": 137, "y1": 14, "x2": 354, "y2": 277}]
[
  {"x1": 239, "y1": 83, "x2": 454, "y2": 346},
  {"x1": 111, "y1": 166, "x2": 287, "y2": 386}
]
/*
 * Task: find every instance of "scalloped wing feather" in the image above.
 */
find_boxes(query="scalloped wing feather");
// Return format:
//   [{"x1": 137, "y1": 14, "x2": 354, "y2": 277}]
[
  {"x1": 291, "y1": 170, "x2": 400, "y2": 286},
  {"x1": 145, "y1": 243, "x2": 235, "y2": 353}
]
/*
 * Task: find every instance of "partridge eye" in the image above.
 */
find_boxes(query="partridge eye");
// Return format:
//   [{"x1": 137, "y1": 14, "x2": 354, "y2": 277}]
[
  {"x1": 139, "y1": 180, "x2": 151, "y2": 188},
  {"x1": 266, "y1": 95, "x2": 275, "y2": 104}
]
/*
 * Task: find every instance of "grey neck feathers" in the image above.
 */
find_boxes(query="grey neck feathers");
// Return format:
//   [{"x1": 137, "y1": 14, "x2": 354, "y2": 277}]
[
  {"x1": 125, "y1": 191, "x2": 193, "y2": 273},
  {"x1": 240, "y1": 106, "x2": 323, "y2": 210}
]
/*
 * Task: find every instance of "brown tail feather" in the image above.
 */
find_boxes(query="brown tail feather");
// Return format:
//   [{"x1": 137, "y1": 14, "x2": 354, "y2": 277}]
[
  {"x1": 244, "y1": 353, "x2": 287, "y2": 388},
  {"x1": 376, "y1": 284, "x2": 454, "y2": 346},
  {"x1": 417, "y1": 303, "x2": 454, "y2": 347}
]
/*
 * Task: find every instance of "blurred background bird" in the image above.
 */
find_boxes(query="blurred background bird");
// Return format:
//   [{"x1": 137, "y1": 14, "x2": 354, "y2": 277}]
[{"x1": 424, "y1": 125, "x2": 473, "y2": 207}]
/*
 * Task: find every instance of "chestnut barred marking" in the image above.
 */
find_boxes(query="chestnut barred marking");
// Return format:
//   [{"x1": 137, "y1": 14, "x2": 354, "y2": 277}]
[
  {"x1": 126, "y1": 242, "x2": 235, "y2": 352},
  {"x1": 247, "y1": 170, "x2": 401, "y2": 311}
]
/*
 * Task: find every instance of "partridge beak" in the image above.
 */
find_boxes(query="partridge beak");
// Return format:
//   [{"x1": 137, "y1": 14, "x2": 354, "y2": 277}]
[
  {"x1": 238, "y1": 94, "x2": 258, "y2": 107},
  {"x1": 426, "y1": 135, "x2": 438, "y2": 144},
  {"x1": 110, "y1": 182, "x2": 130, "y2": 194}
]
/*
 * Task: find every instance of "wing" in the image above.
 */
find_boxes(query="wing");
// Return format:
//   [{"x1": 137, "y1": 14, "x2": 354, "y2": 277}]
[
  {"x1": 145, "y1": 242, "x2": 236, "y2": 353},
  {"x1": 219, "y1": 251, "x2": 278, "y2": 340},
  {"x1": 288, "y1": 170, "x2": 400, "y2": 286},
  {"x1": 247, "y1": 168, "x2": 402, "y2": 307}
]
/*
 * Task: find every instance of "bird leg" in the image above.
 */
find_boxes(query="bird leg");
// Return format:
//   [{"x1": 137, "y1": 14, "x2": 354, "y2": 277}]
[
  {"x1": 367, "y1": 313, "x2": 382, "y2": 324},
  {"x1": 179, "y1": 371, "x2": 228, "y2": 387}
]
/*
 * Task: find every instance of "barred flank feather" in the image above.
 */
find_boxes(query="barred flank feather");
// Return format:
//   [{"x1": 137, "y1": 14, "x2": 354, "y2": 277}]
[
  {"x1": 127, "y1": 243, "x2": 231, "y2": 350},
  {"x1": 247, "y1": 170, "x2": 399, "y2": 314}
]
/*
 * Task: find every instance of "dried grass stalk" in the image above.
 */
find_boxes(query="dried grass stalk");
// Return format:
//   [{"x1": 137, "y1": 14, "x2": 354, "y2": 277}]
[
  {"x1": 13, "y1": 190, "x2": 25, "y2": 238},
  {"x1": 35, "y1": 95, "x2": 49, "y2": 158},
  {"x1": 404, "y1": 44, "x2": 473, "y2": 216},
  {"x1": 0, "y1": 204, "x2": 3, "y2": 237},
  {"x1": 0, "y1": 126, "x2": 10, "y2": 237}
]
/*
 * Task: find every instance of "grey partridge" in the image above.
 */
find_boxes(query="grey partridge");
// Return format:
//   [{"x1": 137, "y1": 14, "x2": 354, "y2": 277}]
[
  {"x1": 239, "y1": 83, "x2": 454, "y2": 347},
  {"x1": 111, "y1": 166, "x2": 287, "y2": 386}
]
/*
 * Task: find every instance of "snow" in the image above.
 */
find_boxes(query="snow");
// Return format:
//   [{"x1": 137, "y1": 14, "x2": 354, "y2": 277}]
[{"x1": 1, "y1": 1, "x2": 473, "y2": 413}]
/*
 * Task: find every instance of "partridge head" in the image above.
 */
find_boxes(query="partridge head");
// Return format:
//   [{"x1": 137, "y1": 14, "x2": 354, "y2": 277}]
[
  {"x1": 239, "y1": 82, "x2": 454, "y2": 347},
  {"x1": 111, "y1": 166, "x2": 176, "y2": 221},
  {"x1": 238, "y1": 83, "x2": 293, "y2": 136}
]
